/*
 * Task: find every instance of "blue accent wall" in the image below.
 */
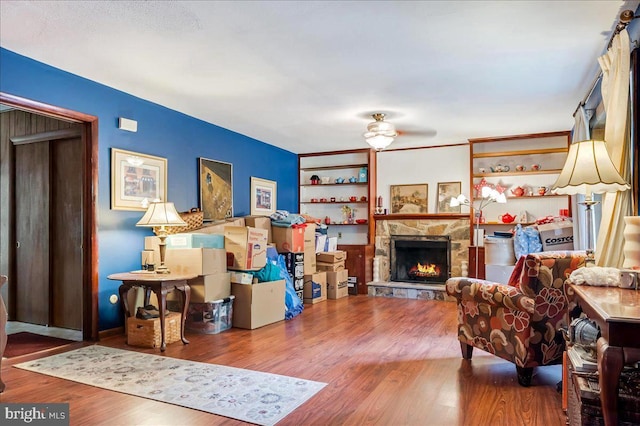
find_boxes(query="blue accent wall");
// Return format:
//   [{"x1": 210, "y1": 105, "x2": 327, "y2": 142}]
[{"x1": 0, "y1": 48, "x2": 299, "y2": 330}]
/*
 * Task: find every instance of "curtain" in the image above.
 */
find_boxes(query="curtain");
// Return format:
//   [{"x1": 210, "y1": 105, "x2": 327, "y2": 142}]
[{"x1": 595, "y1": 29, "x2": 632, "y2": 267}]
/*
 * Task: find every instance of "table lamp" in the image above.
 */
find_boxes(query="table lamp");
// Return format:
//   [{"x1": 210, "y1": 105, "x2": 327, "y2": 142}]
[
  {"x1": 136, "y1": 201, "x2": 186, "y2": 273},
  {"x1": 551, "y1": 139, "x2": 630, "y2": 265}
]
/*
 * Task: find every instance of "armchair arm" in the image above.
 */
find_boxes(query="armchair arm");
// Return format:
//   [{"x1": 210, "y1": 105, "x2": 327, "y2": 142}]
[{"x1": 446, "y1": 277, "x2": 534, "y2": 314}]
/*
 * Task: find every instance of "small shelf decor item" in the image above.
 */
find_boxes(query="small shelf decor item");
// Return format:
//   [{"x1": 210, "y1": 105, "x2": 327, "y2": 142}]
[
  {"x1": 250, "y1": 177, "x2": 277, "y2": 216},
  {"x1": 111, "y1": 148, "x2": 167, "y2": 211},
  {"x1": 199, "y1": 158, "x2": 233, "y2": 221},
  {"x1": 390, "y1": 184, "x2": 428, "y2": 214}
]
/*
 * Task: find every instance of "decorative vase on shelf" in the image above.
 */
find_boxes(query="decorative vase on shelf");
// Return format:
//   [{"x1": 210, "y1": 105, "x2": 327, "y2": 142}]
[{"x1": 623, "y1": 216, "x2": 640, "y2": 269}]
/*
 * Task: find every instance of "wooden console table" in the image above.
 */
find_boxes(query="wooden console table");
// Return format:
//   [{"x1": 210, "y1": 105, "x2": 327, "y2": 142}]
[
  {"x1": 568, "y1": 284, "x2": 640, "y2": 426},
  {"x1": 108, "y1": 272, "x2": 194, "y2": 352}
]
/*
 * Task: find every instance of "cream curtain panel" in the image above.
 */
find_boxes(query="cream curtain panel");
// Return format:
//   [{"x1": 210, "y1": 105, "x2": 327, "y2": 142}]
[{"x1": 595, "y1": 29, "x2": 632, "y2": 268}]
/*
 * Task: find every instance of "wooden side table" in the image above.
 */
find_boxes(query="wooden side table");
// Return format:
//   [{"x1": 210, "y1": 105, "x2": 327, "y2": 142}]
[
  {"x1": 567, "y1": 284, "x2": 640, "y2": 426},
  {"x1": 108, "y1": 272, "x2": 195, "y2": 352}
]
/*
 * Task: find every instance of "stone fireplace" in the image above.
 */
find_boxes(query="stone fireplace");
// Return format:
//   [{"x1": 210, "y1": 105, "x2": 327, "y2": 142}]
[
  {"x1": 390, "y1": 235, "x2": 450, "y2": 284},
  {"x1": 369, "y1": 216, "x2": 470, "y2": 300}
]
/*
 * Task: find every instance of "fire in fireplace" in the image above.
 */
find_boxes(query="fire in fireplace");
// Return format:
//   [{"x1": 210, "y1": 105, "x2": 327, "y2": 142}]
[{"x1": 390, "y1": 235, "x2": 450, "y2": 284}]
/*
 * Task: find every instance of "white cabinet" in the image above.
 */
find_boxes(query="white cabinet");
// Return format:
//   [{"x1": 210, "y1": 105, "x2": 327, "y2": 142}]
[
  {"x1": 469, "y1": 132, "x2": 571, "y2": 237},
  {"x1": 299, "y1": 150, "x2": 376, "y2": 245}
]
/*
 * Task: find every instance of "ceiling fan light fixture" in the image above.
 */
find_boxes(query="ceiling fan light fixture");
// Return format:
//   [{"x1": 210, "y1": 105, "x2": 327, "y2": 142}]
[{"x1": 363, "y1": 113, "x2": 397, "y2": 150}]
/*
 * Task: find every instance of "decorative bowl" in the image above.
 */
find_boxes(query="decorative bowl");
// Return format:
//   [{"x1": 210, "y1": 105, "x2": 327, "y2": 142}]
[{"x1": 355, "y1": 219, "x2": 367, "y2": 224}]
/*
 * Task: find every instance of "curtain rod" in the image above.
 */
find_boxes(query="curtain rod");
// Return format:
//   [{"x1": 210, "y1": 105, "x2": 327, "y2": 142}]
[{"x1": 573, "y1": 9, "x2": 637, "y2": 118}]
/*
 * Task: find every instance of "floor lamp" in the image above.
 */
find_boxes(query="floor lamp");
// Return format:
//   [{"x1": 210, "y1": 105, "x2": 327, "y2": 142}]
[
  {"x1": 551, "y1": 140, "x2": 630, "y2": 265},
  {"x1": 451, "y1": 186, "x2": 507, "y2": 278}
]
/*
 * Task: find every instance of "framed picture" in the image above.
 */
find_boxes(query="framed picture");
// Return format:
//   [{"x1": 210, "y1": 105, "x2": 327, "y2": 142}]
[
  {"x1": 390, "y1": 184, "x2": 428, "y2": 214},
  {"x1": 250, "y1": 177, "x2": 277, "y2": 216},
  {"x1": 111, "y1": 148, "x2": 167, "y2": 211},
  {"x1": 437, "y1": 181, "x2": 462, "y2": 213},
  {"x1": 199, "y1": 157, "x2": 233, "y2": 221}
]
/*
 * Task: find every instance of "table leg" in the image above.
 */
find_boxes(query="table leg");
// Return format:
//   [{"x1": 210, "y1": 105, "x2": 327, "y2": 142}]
[
  {"x1": 597, "y1": 337, "x2": 624, "y2": 426},
  {"x1": 154, "y1": 288, "x2": 167, "y2": 352},
  {"x1": 176, "y1": 285, "x2": 191, "y2": 345},
  {"x1": 119, "y1": 284, "x2": 133, "y2": 337}
]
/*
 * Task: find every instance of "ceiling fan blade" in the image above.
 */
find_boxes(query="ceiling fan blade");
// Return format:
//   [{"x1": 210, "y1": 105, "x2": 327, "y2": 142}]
[{"x1": 396, "y1": 129, "x2": 437, "y2": 138}]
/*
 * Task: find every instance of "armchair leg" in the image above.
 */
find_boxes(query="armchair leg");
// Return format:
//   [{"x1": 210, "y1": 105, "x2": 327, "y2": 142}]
[
  {"x1": 460, "y1": 342, "x2": 473, "y2": 360},
  {"x1": 516, "y1": 367, "x2": 533, "y2": 387}
]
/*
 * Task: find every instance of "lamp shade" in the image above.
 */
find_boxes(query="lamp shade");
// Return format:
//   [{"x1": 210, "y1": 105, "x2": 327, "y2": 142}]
[
  {"x1": 136, "y1": 202, "x2": 186, "y2": 227},
  {"x1": 365, "y1": 135, "x2": 394, "y2": 151},
  {"x1": 551, "y1": 139, "x2": 630, "y2": 195}
]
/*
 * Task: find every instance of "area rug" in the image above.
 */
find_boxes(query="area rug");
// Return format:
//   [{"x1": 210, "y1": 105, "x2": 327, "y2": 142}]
[
  {"x1": 4, "y1": 332, "x2": 76, "y2": 358},
  {"x1": 14, "y1": 345, "x2": 326, "y2": 426}
]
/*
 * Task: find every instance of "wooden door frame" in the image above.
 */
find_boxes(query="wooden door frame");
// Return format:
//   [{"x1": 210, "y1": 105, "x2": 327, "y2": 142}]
[{"x1": 1, "y1": 92, "x2": 98, "y2": 341}]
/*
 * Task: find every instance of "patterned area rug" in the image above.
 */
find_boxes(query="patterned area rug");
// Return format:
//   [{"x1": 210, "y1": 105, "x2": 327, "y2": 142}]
[{"x1": 15, "y1": 345, "x2": 326, "y2": 426}]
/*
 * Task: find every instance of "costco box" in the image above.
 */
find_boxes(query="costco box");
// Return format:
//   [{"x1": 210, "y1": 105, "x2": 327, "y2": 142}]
[
  {"x1": 187, "y1": 273, "x2": 231, "y2": 303},
  {"x1": 167, "y1": 233, "x2": 224, "y2": 249},
  {"x1": 316, "y1": 251, "x2": 347, "y2": 263},
  {"x1": 316, "y1": 260, "x2": 345, "y2": 272},
  {"x1": 327, "y1": 270, "x2": 349, "y2": 299},
  {"x1": 272, "y1": 226, "x2": 306, "y2": 253},
  {"x1": 231, "y1": 280, "x2": 286, "y2": 329},
  {"x1": 243, "y1": 216, "x2": 272, "y2": 242},
  {"x1": 224, "y1": 226, "x2": 268, "y2": 270},
  {"x1": 538, "y1": 221, "x2": 574, "y2": 251},
  {"x1": 164, "y1": 248, "x2": 227, "y2": 276},
  {"x1": 303, "y1": 271, "x2": 327, "y2": 304},
  {"x1": 185, "y1": 296, "x2": 234, "y2": 334}
]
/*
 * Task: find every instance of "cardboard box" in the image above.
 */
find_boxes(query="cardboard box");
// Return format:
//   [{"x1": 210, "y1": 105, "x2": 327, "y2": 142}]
[
  {"x1": 316, "y1": 260, "x2": 345, "y2": 272},
  {"x1": 538, "y1": 221, "x2": 574, "y2": 251},
  {"x1": 164, "y1": 248, "x2": 227, "y2": 276},
  {"x1": 303, "y1": 271, "x2": 327, "y2": 304},
  {"x1": 272, "y1": 226, "x2": 306, "y2": 253},
  {"x1": 230, "y1": 271, "x2": 255, "y2": 284},
  {"x1": 303, "y1": 244, "x2": 316, "y2": 275},
  {"x1": 224, "y1": 226, "x2": 268, "y2": 270},
  {"x1": 327, "y1": 270, "x2": 349, "y2": 299},
  {"x1": 185, "y1": 296, "x2": 234, "y2": 334},
  {"x1": 187, "y1": 273, "x2": 231, "y2": 303},
  {"x1": 316, "y1": 250, "x2": 347, "y2": 263},
  {"x1": 167, "y1": 233, "x2": 224, "y2": 249},
  {"x1": 347, "y1": 276, "x2": 358, "y2": 295},
  {"x1": 304, "y1": 223, "x2": 316, "y2": 246},
  {"x1": 231, "y1": 280, "x2": 285, "y2": 329},
  {"x1": 282, "y1": 252, "x2": 304, "y2": 279},
  {"x1": 196, "y1": 217, "x2": 246, "y2": 235},
  {"x1": 243, "y1": 216, "x2": 272, "y2": 242}
]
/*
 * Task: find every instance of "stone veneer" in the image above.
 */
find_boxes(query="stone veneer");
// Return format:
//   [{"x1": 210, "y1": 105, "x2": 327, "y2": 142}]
[{"x1": 368, "y1": 216, "x2": 470, "y2": 300}]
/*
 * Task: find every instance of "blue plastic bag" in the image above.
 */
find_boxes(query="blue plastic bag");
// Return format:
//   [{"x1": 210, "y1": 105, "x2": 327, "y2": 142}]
[
  {"x1": 268, "y1": 251, "x2": 304, "y2": 320},
  {"x1": 514, "y1": 224, "x2": 543, "y2": 258}
]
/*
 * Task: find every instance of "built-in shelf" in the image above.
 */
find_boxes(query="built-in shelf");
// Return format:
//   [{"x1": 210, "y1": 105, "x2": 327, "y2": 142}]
[
  {"x1": 301, "y1": 201, "x2": 368, "y2": 205},
  {"x1": 472, "y1": 147, "x2": 568, "y2": 158},
  {"x1": 300, "y1": 163, "x2": 369, "y2": 172},
  {"x1": 301, "y1": 182, "x2": 368, "y2": 187},
  {"x1": 473, "y1": 194, "x2": 568, "y2": 201},
  {"x1": 473, "y1": 169, "x2": 562, "y2": 178},
  {"x1": 373, "y1": 213, "x2": 469, "y2": 220}
]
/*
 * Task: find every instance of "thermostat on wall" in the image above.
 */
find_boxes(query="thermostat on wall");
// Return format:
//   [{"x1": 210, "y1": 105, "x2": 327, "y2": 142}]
[{"x1": 118, "y1": 117, "x2": 138, "y2": 132}]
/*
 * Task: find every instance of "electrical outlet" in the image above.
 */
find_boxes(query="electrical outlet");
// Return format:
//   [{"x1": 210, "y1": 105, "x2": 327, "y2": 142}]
[{"x1": 338, "y1": 232, "x2": 342, "y2": 238}]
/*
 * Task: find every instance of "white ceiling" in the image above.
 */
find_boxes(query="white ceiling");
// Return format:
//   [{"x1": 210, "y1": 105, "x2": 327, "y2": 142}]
[{"x1": 0, "y1": 1, "x2": 637, "y2": 154}]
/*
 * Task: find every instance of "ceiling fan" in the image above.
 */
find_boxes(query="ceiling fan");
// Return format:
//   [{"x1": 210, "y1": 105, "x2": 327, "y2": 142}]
[{"x1": 362, "y1": 112, "x2": 436, "y2": 151}]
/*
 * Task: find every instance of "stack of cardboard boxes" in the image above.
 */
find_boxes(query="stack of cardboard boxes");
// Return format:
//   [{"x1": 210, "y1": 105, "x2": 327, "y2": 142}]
[
  {"x1": 316, "y1": 251, "x2": 349, "y2": 299},
  {"x1": 271, "y1": 223, "x2": 317, "y2": 302}
]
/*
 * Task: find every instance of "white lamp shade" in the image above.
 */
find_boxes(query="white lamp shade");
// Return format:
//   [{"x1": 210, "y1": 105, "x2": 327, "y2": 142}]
[
  {"x1": 365, "y1": 135, "x2": 394, "y2": 151},
  {"x1": 551, "y1": 140, "x2": 630, "y2": 195},
  {"x1": 136, "y1": 202, "x2": 186, "y2": 227}
]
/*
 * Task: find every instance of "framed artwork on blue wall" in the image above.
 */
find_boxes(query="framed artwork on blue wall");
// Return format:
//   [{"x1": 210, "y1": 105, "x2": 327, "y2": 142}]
[
  {"x1": 111, "y1": 148, "x2": 167, "y2": 211},
  {"x1": 199, "y1": 157, "x2": 233, "y2": 221},
  {"x1": 250, "y1": 177, "x2": 277, "y2": 216}
]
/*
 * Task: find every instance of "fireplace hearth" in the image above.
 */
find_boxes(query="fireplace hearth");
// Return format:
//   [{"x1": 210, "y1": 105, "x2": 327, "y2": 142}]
[{"x1": 390, "y1": 235, "x2": 450, "y2": 284}]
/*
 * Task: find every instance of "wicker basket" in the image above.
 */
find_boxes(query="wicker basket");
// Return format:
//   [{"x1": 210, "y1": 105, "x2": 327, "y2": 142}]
[
  {"x1": 127, "y1": 312, "x2": 181, "y2": 348},
  {"x1": 154, "y1": 208, "x2": 203, "y2": 235}
]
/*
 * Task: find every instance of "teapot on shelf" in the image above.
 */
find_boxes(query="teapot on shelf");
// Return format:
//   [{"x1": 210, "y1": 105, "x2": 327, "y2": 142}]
[
  {"x1": 499, "y1": 213, "x2": 516, "y2": 224},
  {"x1": 490, "y1": 164, "x2": 510, "y2": 173},
  {"x1": 510, "y1": 186, "x2": 526, "y2": 197}
]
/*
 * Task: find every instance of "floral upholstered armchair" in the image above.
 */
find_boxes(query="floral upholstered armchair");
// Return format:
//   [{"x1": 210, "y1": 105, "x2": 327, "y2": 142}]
[{"x1": 446, "y1": 251, "x2": 586, "y2": 386}]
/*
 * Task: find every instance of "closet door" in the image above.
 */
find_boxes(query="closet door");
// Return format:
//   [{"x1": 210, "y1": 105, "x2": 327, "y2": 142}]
[
  {"x1": 50, "y1": 137, "x2": 83, "y2": 330},
  {"x1": 15, "y1": 142, "x2": 50, "y2": 325}
]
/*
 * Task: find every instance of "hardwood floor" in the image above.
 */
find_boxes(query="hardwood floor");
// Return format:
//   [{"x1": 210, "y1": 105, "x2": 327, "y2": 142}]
[{"x1": 1, "y1": 296, "x2": 566, "y2": 425}]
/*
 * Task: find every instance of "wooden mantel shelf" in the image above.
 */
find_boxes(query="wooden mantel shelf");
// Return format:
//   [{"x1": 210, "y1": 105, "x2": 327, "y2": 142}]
[{"x1": 374, "y1": 213, "x2": 470, "y2": 220}]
